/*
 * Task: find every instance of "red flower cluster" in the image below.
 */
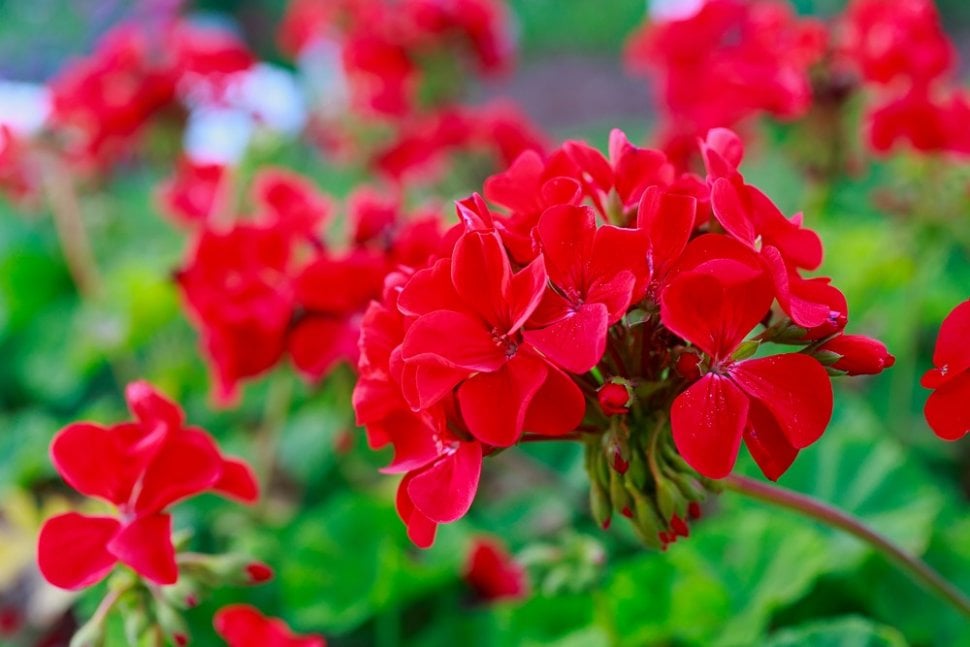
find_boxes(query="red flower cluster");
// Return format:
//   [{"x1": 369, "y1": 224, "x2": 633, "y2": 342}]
[
  {"x1": 278, "y1": 0, "x2": 510, "y2": 119},
  {"x1": 839, "y1": 0, "x2": 970, "y2": 155},
  {"x1": 49, "y1": 21, "x2": 253, "y2": 165},
  {"x1": 464, "y1": 538, "x2": 529, "y2": 602},
  {"x1": 176, "y1": 170, "x2": 448, "y2": 404},
  {"x1": 625, "y1": 0, "x2": 825, "y2": 164},
  {"x1": 215, "y1": 605, "x2": 325, "y2": 647},
  {"x1": 354, "y1": 126, "x2": 892, "y2": 546},
  {"x1": 922, "y1": 300, "x2": 970, "y2": 441},
  {"x1": 374, "y1": 101, "x2": 547, "y2": 183},
  {"x1": 37, "y1": 382, "x2": 258, "y2": 590}
]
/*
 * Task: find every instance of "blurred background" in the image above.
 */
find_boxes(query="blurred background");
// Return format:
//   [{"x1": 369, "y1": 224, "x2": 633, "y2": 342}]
[{"x1": 0, "y1": 1, "x2": 968, "y2": 646}]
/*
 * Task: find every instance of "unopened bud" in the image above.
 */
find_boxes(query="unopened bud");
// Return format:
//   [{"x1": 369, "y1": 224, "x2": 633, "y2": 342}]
[
  {"x1": 674, "y1": 351, "x2": 702, "y2": 381},
  {"x1": 245, "y1": 562, "x2": 274, "y2": 584},
  {"x1": 597, "y1": 382, "x2": 631, "y2": 416},
  {"x1": 590, "y1": 481, "x2": 612, "y2": 530}
]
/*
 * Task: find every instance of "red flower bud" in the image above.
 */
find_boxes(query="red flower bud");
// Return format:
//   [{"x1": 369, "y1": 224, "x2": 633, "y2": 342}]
[
  {"x1": 598, "y1": 382, "x2": 631, "y2": 416},
  {"x1": 674, "y1": 351, "x2": 702, "y2": 381},
  {"x1": 245, "y1": 562, "x2": 274, "y2": 584},
  {"x1": 817, "y1": 334, "x2": 895, "y2": 375}
]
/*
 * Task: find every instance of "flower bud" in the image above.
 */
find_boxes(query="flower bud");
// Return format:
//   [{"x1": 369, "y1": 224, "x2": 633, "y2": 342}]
[
  {"x1": 244, "y1": 562, "x2": 274, "y2": 584},
  {"x1": 816, "y1": 334, "x2": 895, "y2": 376},
  {"x1": 673, "y1": 350, "x2": 702, "y2": 381},
  {"x1": 597, "y1": 382, "x2": 631, "y2": 416}
]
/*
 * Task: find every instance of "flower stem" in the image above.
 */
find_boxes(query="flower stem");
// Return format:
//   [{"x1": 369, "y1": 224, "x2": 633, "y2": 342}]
[
  {"x1": 40, "y1": 155, "x2": 102, "y2": 298},
  {"x1": 724, "y1": 474, "x2": 970, "y2": 618}
]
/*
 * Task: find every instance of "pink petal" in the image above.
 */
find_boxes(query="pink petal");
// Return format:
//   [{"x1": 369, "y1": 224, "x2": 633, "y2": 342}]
[
  {"x1": 523, "y1": 303, "x2": 609, "y2": 374},
  {"x1": 37, "y1": 513, "x2": 120, "y2": 590},
  {"x1": 457, "y1": 354, "x2": 547, "y2": 446},
  {"x1": 407, "y1": 441, "x2": 482, "y2": 523},
  {"x1": 730, "y1": 354, "x2": 833, "y2": 450},
  {"x1": 109, "y1": 514, "x2": 178, "y2": 585},
  {"x1": 670, "y1": 374, "x2": 749, "y2": 479}
]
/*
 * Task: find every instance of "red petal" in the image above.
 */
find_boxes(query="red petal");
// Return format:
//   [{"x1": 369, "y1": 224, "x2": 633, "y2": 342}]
[
  {"x1": 457, "y1": 354, "x2": 547, "y2": 446},
  {"x1": 930, "y1": 300, "x2": 970, "y2": 385},
  {"x1": 670, "y1": 374, "x2": 749, "y2": 479},
  {"x1": 523, "y1": 362, "x2": 586, "y2": 436},
  {"x1": 213, "y1": 457, "x2": 260, "y2": 503},
  {"x1": 397, "y1": 259, "x2": 463, "y2": 317},
  {"x1": 636, "y1": 186, "x2": 696, "y2": 280},
  {"x1": 407, "y1": 441, "x2": 482, "y2": 523},
  {"x1": 396, "y1": 475, "x2": 438, "y2": 548},
  {"x1": 288, "y1": 316, "x2": 358, "y2": 381},
  {"x1": 762, "y1": 246, "x2": 830, "y2": 329},
  {"x1": 535, "y1": 205, "x2": 595, "y2": 294},
  {"x1": 402, "y1": 310, "x2": 505, "y2": 372},
  {"x1": 701, "y1": 128, "x2": 744, "y2": 178},
  {"x1": 131, "y1": 428, "x2": 223, "y2": 515},
  {"x1": 399, "y1": 360, "x2": 470, "y2": 411},
  {"x1": 523, "y1": 303, "x2": 609, "y2": 374},
  {"x1": 924, "y1": 371, "x2": 970, "y2": 441},
  {"x1": 109, "y1": 514, "x2": 178, "y2": 585},
  {"x1": 506, "y1": 255, "x2": 548, "y2": 333},
  {"x1": 710, "y1": 178, "x2": 757, "y2": 247},
  {"x1": 125, "y1": 381, "x2": 185, "y2": 433},
  {"x1": 590, "y1": 224, "x2": 650, "y2": 311},
  {"x1": 730, "y1": 354, "x2": 833, "y2": 450},
  {"x1": 50, "y1": 423, "x2": 136, "y2": 505},
  {"x1": 451, "y1": 230, "x2": 511, "y2": 325},
  {"x1": 37, "y1": 513, "x2": 120, "y2": 590},
  {"x1": 661, "y1": 268, "x2": 771, "y2": 360},
  {"x1": 744, "y1": 399, "x2": 799, "y2": 481},
  {"x1": 214, "y1": 604, "x2": 326, "y2": 647}
]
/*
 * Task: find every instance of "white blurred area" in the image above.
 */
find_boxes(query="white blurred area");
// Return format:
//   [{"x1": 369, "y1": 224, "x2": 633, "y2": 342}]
[
  {"x1": 0, "y1": 81, "x2": 51, "y2": 135},
  {"x1": 649, "y1": 0, "x2": 706, "y2": 21},
  {"x1": 183, "y1": 63, "x2": 308, "y2": 164}
]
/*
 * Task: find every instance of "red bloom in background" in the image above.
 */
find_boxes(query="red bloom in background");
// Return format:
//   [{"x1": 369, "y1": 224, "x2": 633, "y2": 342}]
[
  {"x1": 214, "y1": 605, "x2": 325, "y2": 647},
  {"x1": 37, "y1": 382, "x2": 258, "y2": 590},
  {"x1": 866, "y1": 87, "x2": 970, "y2": 156},
  {"x1": 626, "y1": 0, "x2": 824, "y2": 164},
  {"x1": 464, "y1": 537, "x2": 528, "y2": 602},
  {"x1": 0, "y1": 125, "x2": 35, "y2": 202},
  {"x1": 922, "y1": 300, "x2": 970, "y2": 441},
  {"x1": 50, "y1": 25, "x2": 178, "y2": 164},
  {"x1": 158, "y1": 158, "x2": 228, "y2": 226},
  {"x1": 177, "y1": 218, "x2": 297, "y2": 404},
  {"x1": 839, "y1": 0, "x2": 953, "y2": 86},
  {"x1": 661, "y1": 236, "x2": 833, "y2": 480}
]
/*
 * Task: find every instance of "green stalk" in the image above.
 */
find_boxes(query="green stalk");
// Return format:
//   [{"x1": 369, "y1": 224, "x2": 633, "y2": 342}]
[{"x1": 724, "y1": 474, "x2": 970, "y2": 618}]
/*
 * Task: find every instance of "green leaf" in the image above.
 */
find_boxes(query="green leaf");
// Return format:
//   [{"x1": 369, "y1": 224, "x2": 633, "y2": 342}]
[{"x1": 763, "y1": 616, "x2": 908, "y2": 647}]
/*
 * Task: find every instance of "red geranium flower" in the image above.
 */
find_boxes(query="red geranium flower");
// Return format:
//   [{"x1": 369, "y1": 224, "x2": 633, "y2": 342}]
[
  {"x1": 158, "y1": 157, "x2": 228, "y2": 226},
  {"x1": 922, "y1": 300, "x2": 970, "y2": 441},
  {"x1": 37, "y1": 382, "x2": 258, "y2": 590},
  {"x1": 214, "y1": 605, "x2": 325, "y2": 647},
  {"x1": 661, "y1": 236, "x2": 834, "y2": 480}
]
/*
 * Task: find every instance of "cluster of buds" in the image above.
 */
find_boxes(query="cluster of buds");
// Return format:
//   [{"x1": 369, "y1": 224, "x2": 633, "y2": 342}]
[{"x1": 353, "y1": 126, "x2": 894, "y2": 547}]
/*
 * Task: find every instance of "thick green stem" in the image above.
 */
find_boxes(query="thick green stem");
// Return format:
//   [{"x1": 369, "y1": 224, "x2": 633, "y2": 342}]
[{"x1": 724, "y1": 474, "x2": 970, "y2": 618}]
